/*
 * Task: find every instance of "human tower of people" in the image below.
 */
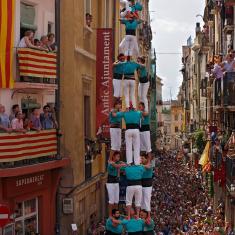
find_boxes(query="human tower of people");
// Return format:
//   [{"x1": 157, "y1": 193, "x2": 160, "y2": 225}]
[{"x1": 105, "y1": 1, "x2": 155, "y2": 234}]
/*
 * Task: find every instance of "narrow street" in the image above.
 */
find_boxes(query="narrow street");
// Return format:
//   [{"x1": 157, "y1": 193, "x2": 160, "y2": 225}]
[{"x1": 152, "y1": 151, "x2": 226, "y2": 234}]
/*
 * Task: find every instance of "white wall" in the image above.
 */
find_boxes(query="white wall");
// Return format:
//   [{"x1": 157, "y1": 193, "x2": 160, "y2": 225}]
[{"x1": 15, "y1": 0, "x2": 55, "y2": 46}]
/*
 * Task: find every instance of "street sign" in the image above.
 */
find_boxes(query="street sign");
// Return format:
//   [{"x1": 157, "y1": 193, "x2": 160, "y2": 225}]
[{"x1": 0, "y1": 204, "x2": 10, "y2": 228}]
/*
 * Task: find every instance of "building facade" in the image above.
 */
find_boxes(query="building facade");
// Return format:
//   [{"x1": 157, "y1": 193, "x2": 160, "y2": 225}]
[
  {"x1": 0, "y1": 0, "x2": 69, "y2": 234},
  {"x1": 181, "y1": 0, "x2": 235, "y2": 229},
  {"x1": 59, "y1": 0, "x2": 153, "y2": 234}
]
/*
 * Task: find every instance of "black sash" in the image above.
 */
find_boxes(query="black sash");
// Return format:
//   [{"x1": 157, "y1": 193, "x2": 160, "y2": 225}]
[
  {"x1": 106, "y1": 231, "x2": 122, "y2": 235},
  {"x1": 143, "y1": 231, "x2": 154, "y2": 235},
  {"x1": 139, "y1": 76, "x2": 148, "y2": 83},
  {"x1": 128, "y1": 232, "x2": 143, "y2": 235},
  {"x1": 140, "y1": 125, "x2": 150, "y2": 132},
  {"x1": 124, "y1": 73, "x2": 135, "y2": 80},
  {"x1": 110, "y1": 124, "x2": 121, "y2": 128},
  {"x1": 127, "y1": 180, "x2": 142, "y2": 186},
  {"x1": 107, "y1": 175, "x2": 119, "y2": 183},
  {"x1": 126, "y1": 124, "x2": 140, "y2": 130},
  {"x1": 113, "y1": 73, "x2": 123, "y2": 80},
  {"x1": 142, "y1": 178, "x2": 153, "y2": 187},
  {"x1": 126, "y1": 29, "x2": 136, "y2": 36}
]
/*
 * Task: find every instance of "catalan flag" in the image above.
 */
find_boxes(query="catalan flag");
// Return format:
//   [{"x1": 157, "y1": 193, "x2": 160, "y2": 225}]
[
  {"x1": 0, "y1": 0, "x2": 15, "y2": 88},
  {"x1": 18, "y1": 48, "x2": 57, "y2": 79},
  {"x1": 0, "y1": 130, "x2": 57, "y2": 162}
]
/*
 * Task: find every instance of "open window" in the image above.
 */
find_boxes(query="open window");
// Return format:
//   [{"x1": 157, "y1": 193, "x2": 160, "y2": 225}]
[{"x1": 20, "y1": 2, "x2": 37, "y2": 38}]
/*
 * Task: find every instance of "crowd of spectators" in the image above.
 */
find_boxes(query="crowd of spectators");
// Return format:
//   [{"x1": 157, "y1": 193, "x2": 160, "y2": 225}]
[
  {"x1": 18, "y1": 30, "x2": 56, "y2": 52},
  {"x1": 0, "y1": 104, "x2": 57, "y2": 133},
  {"x1": 151, "y1": 150, "x2": 234, "y2": 235}
]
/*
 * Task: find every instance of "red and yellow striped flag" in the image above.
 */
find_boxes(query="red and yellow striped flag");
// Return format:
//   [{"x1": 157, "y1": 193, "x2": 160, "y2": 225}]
[{"x1": 0, "y1": 0, "x2": 15, "y2": 88}]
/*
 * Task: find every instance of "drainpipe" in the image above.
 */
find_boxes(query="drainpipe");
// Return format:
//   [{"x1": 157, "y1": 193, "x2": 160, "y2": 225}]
[
  {"x1": 55, "y1": 0, "x2": 61, "y2": 234},
  {"x1": 112, "y1": 0, "x2": 116, "y2": 61}
]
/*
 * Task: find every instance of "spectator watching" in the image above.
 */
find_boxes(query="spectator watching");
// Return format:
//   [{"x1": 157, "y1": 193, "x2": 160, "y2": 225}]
[
  {"x1": 11, "y1": 112, "x2": 27, "y2": 133},
  {"x1": 0, "y1": 104, "x2": 12, "y2": 133}
]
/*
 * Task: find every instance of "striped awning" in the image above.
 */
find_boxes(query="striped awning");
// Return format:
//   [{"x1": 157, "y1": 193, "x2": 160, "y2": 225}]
[
  {"x1": 0, "y1": 129, "x2": 57, "y2": 162},
  {"x1": 0, "y1": 0, "x2": 15, "y2": 88},
  {"x1": 17, "y1": 48, "x2": 57, "y2": 79}
]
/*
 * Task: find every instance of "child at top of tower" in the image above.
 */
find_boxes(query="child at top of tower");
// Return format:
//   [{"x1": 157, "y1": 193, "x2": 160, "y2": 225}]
[{"x1": 120, "y1": 0, "x2": 143, "y2": 20}]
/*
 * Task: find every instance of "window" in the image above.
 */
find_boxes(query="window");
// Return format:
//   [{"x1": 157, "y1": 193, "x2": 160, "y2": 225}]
[
  {"x1": 20, "y1": 2, "x2": 37, "y2": 38},
  {"x1": 85, "y1": 0, "x2": 91, "y2": 14},
  {"x1": 175, "y1": 114, "x2": 178, "y2": 121},
  {"x1": 84, "y1": 96, "x2": 91, "y2": 138},
  {"x1": 14, "y1": 198, "x2": 38, "y2": 235},
  {"x1": 175, "y1": 126, "x2": 179, "y2": 133}
]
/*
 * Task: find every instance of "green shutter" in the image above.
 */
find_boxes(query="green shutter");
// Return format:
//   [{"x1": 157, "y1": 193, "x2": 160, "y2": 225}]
[{"x1": 20, "y1": 3, "x2": 37, "y2": 30}]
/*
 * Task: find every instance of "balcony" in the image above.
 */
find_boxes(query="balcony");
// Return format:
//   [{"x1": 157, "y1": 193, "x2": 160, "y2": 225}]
[
  {"x1": 226, "y1": 156, "x2": 235, "y2": 196},
  {"x1": 0, "y1": 129, "x2": 58, "y2": 169},
  {"x1": 15, "y1": 48, "x2": 57, "y2": 90},
  {"x1": 223, "y1": 72, "x2": 235, "y2": 107}
]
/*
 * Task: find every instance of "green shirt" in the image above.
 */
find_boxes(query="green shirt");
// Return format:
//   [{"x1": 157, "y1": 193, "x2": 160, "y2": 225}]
[
  {"x1": 144, "y1": 219, "x2": 154, "y2": 231},
  {"x1": 107, "y1": 161, "x2": 120, "y2": 177},
  {"x1": 106, "y1": 218, "x2": 124, "y2": 234},
  {"x1": 124, "y1": 165, "x2": 145, "y2": 180},
  {"x1": 122, "y1": 218, "x2": 144, "y2": 232}
]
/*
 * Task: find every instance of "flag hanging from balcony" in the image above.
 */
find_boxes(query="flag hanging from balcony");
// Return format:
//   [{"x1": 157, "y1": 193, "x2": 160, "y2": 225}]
[
  {"x1": 0, "y1": 130, "x2": 57, "y2": 162},
  {"x1": 0, "y1": 0, "x2": 15, "y2": 88}
]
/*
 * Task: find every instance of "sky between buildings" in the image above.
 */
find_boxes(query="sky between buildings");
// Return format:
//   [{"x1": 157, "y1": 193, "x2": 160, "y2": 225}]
[{"x1": 149, "y1": 0, "x2": 205, "y2": 101}]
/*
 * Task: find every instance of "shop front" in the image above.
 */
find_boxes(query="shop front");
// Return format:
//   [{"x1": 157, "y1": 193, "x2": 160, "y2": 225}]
[{"x1": 0, "y1": 169, "x2": 61, "y2": 235}]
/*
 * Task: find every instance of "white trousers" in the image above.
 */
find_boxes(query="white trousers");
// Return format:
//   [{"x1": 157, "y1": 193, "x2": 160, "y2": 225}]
[
  {"x1": 126, "y1": 185, "x2": 142, "y2": 207},
  {"x1": 110, "y1": 128, "x2": 121, "y2": 151},
  {"x1": 113, "y1": 79, "x2": 122, "y2": 98},
  {"x1": 125, "y1": 129, "x2": 140, "y2": 165},
  {"x1": 141, "y1": 186, "x2": 152, "y2": 212},
  {"x1": 123, "y1": 80, "x2": 136, "y2": 109},
  {"x1": 119, "y1": 35, "x2": 139, "y2": 57},
  {"x1": 106, "y1": 183, "x2": 120, "y2": 204},
  {"x1": 140, "y1": 131, "x2": 152, "y2": 153},
  {"x1": 138, "y1": 82, "x2": 149, "y2": 112}
]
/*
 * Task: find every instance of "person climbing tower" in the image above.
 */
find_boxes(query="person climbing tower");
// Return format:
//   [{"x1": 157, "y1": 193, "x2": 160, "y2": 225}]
[
  {"x1": 120, "y1": 0, "x2": 143, "y2": 20},
  {"x1": 112, "y1": 53, "x2": 125, "y2": 101},
  {"x1": 122, "y1": 56, "x2": 144, "y2": 109},
  {"x1": 137, "y1": 56, "x2": 149, "y2": 112},
  {"x1": 119, "y1": 15, "x2": 143, "y2": 57}
]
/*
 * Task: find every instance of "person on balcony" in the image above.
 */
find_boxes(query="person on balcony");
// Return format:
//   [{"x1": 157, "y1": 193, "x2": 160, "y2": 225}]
[
  {"x1": 139, "y1": 102, "x2": 152, "y2": 161},
  {"x1": 47, "y1": 33, "x2": 56, "y2": 51},
  {"x1": 18, "y1": 30, "x2": 40, "y2": 50},
  {"x1": 119, "y1": 16, "x2": 143, "y2": 57},
  {"x1": 9, "y1": 104, "x2": 20, "y2": 122},
  {"x1": 40, "y1": 36, "x2": 52, "y2": 52},
  {"x1": 137, "y1": 56, "x2": 149, "y2": 112},
  {"x1": 0, "y1": 104, "x2": 12, "y2": 133},
  {"x1": 40, "y1": 105, "x2": 57, "y2": 130},
  {"x1": 11, "y1": 112, "x2": 27, "y2": 133},
  {"x1": 30, "y1": 108, "x2": 42, "y2": 131},
  {"x1": 109, "y1": 100, "x2": 122, "y2": 156},
  {"x1": 112, "y1": 53, "x2": 125, "y2": 100},
  {"x1": 222, "y1": 53, "x2": 235, "y2": 73}
]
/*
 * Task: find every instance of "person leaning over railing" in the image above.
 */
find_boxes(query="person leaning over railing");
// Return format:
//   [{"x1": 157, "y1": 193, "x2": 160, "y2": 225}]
[
  {"x1": 30, "y1": 108, "x2": 42, "y2": 131},
  {"x1": 11, "y1": 112, "x2": 27, "y2": 133},
  {"x1": 18, "y1": 30, "x2": 41, "y2": 50},
  {"x1": 0, "y1": 104, "x2": 12, "y2": 133},
  {"x1": 40, "y1": 105, "x2": 58, "y2": 129}
]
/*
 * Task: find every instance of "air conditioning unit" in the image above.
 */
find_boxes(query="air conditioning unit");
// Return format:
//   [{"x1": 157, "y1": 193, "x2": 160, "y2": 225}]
[{"x1": 63, "y1": 198, "x2": 74, "y2": 214}]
